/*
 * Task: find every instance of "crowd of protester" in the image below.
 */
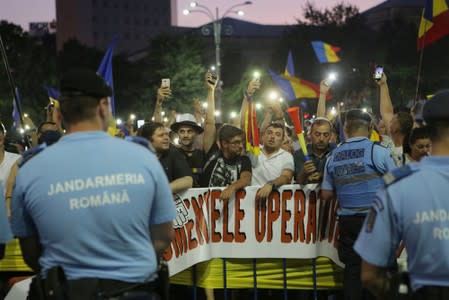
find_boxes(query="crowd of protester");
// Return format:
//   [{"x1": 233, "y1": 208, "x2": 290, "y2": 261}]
[{"x1": 0, "y1": 66, "x2": 446, "y2": 300}]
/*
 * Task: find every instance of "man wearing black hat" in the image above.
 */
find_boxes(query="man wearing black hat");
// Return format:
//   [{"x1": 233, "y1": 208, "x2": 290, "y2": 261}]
[
  {"x1": 321, "y1": 109, "x2": 396, "y2": 300},
  {"x1": 355, "y1": 90, "x2": 449, "y2": 299},
  {"x1": 11, "y1": 69, "x2": 176, "y2": 299}
]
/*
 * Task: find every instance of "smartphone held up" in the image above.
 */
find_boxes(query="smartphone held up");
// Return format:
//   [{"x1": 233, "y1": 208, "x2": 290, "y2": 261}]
[
  {"x1": 161, "y1": 78, "x2": 170, "y2": 88},
  {"x1": 324, "y1": 72, "x2": 337, "y2": 87},
  {"x1": 374, "y1": 65, "x2": 383, "y2": 80}
]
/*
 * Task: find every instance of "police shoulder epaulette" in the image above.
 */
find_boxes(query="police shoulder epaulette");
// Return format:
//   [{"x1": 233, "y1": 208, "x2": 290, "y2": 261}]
[
  {"x1": 18, "y1": 143, "x2": 47, "y2": 168},
  {"x1": 125, "y1": 136, "x2": 156, "y2": 153},
  {"x1": 382, "y1": 164, "x2": 419, "y2": 186}
]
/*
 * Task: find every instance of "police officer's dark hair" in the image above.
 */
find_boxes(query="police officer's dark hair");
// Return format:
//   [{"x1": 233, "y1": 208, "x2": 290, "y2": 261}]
[
  {"x1": 403, "y1": 127, "x2": 430, "y2": 154},
  {"x1": 218, "y1": 125, "x2": 244, "y2": 143},
  {"x1": 395, "y1": 112, "x2": 414, "y2": 136},
  {"x1": 137, "y1": 122, "x2": 165, "y2": 142},
  {"x1": 427, "y1": 120, "x2": 449, "y2": 142},
  {"x1": 59, "y1": 95, "x2": 102, "y2": 126},
  {"x1": 265, "y1": 122, "x2": 285, "y2": 138},
  {"x1": 37, "y1": 121, "x2": 57, "y2": 134}
]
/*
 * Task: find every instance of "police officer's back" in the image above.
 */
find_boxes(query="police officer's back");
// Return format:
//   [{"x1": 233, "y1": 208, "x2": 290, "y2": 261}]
[
  {"x1": 11, "y1": 69, "x2": 176, "y2": 300},
  {"x1": 321, "y1": 109, "x2": 396, "y2": 300},
  {"x1": 355, "y1": 90, "x2": 449, "y2": 299}
]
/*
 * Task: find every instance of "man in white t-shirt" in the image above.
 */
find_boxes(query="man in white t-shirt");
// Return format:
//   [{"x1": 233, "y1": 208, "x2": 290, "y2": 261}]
[{"x1": 250, "y1": 123, "x2": 294, "y2": 202}]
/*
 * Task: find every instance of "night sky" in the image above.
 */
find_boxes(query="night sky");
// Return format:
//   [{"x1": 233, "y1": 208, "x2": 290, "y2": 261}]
[{"x1": 0, "y1": 0, "x2": 384, "y2": 31}]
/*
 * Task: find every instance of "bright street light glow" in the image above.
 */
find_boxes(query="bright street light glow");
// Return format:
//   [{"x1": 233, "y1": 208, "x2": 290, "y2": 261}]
[
  {"x1": 268, "y1": 91, "x2": 278, "y2": 101},
  {"x1": 129, "y1": 114, "x2": 136, "y2": 120},
  {"x1": 116, "y1": 118, "x2": 123, "y2": 126},
  {"x1": 183, "y1": 9, "x2": 190, "y2": 15},
  {"x1": 214, "y1": 110, "x2": 221, "y2": 117},
  {"x1": 190, "y1": 2, "x2": 197, "y2": 8},
  {"x1": 237, "y1": 10, "x2": 244, "y2": 16},
  {"x1": 202, "y1": 102, "x2": 208, "y2": 109},
  {"x1": 255, "y1": 103, "x2": 262, "y2": 110},
  {"x1": 230, "y1": 111, "x2": 237, "y2": 119}
]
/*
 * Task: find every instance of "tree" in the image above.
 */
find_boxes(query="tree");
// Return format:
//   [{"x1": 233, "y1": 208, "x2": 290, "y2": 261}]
[{"x1": 299, "y1": 1, "x2": 359, "y2": 26}]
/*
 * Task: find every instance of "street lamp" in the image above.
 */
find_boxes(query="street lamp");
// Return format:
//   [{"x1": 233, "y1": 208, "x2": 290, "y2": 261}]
[{"x1": 184, "y1": 1, "x2": 252, "y2": 120}]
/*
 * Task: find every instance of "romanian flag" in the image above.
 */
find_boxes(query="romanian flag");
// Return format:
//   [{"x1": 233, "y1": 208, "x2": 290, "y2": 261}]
[
  {"x1": 311, "y1": 41, "x2": 341, "y2": 63},
  {"x1": 286, "y1": 107, "x2": 309, "y2": 159},
  {"x1": 244, "y1": 98, "x2": 260, "y2": 155},
  {"x1": 417, "y1": 0, "x2": 449, "y2": 49},
  {"x1": 269, "y1": 51, "x2": 332, "y2": 101}
]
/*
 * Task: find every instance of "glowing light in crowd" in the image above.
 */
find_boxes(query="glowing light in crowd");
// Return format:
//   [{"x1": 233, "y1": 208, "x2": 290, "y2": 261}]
[
  {"x1": 151, "y1": 117, "x2": 155, "y2": 121},
  {"x1": 279, "y1": 97, "x2": 284, "y2": 103},
  {"x1": 190, "y1": 1, "x2": 197, "y2": 8},
  {"x1": 24, "y1": 113, "x2": 29, "y2": 118},
  {"x1": 214, "y1": 110, "x2": 221, "y2": 117},
  {"x1": 328, "y1": 72, "x2": 337, "y2": 82},
  {"x1": 268, "y1": 90, "x2": 278, "y2": 101},
  {"x1": 174, "y1": 137, "x2": 179, "y2": 145},
  {"x1": 116, "y1": 118, "x2": 123, "y2": 126},
  {"x1": 129, "y1": 114, "x2": 136, "y2": 120},
  {"x1": 24, "y1": 124, "x2": 30, "y2": 130},
  {"x1": 19, "y1": 128, "x2": 25, "y2": 134},
  {"x1": 253, "y1": 71, "x2": 261, "y2": 79},
  {"x1": 210, "y1": 65, "x2": 216, "y2": 71},
  {"x1": 340, "y1": 102, "x2": 344, "y2": 106},
  {"x1": 330, "y1": 107, "x2": 337, "y2": 116},
  {"x1": 230, "y1": 111, "x2": 237, "y2": 119},
  {"x1": 183, "y1": 9, "x2": 190, "y2": 15},
  {"x1": 161, "y1": 111, "x2": 166, "y2": 116},
  {"x1": 163, "y1": 117, "x2": 168, "y2": 123},
  {"x1": 312, "y1": 115, "x2": 316, "y2": 119},
  {"x1": 202, "y1": 102, "x2": 208, "y2": 109},
  {"x1": 237, "y1": 10, "x2": 245, "y2": 16},
  {"x1": 255, "y1": 103, "x2": 262, "y2": 110},
  {"x1": 362, "y1": 108, "x2": 368, "y2": 113}
]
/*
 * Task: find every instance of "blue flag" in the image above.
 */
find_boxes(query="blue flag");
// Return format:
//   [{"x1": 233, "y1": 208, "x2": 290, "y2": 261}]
[
  {"x1": 97, "y1": 36, "x2": 119, "y2": 116},
  {"x1": 285, "y1": 51, "x2": 295, "y2": 76},
  {"x1": 12, "y1": 87, "x2": 22, "y2": 130},
  {"x1": 46, "y1": 86, "x2": 60, "y2": 101}
]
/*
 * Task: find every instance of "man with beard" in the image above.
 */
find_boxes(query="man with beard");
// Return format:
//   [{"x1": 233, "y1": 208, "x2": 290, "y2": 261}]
[
  {"x1": 250, "y1": 123, "x2": 295, "y2": 202},
  {"x1": 199, "y1": 125, "x2": 251, "y2": 200},
  {"x1": 294, "y1": 118, "x2": 335, "y2": 184},
  {"x1": 138, "y1": 122, "x2": 193, "y2": 193},
  {"x1": 169, "y1": 72, "x2": 218, "y2": 186}
]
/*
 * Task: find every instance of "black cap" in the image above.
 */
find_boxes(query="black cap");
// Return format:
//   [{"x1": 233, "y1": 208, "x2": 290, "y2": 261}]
[
  {"x1": 423, "y1": 89, "x2": 449, "y2": 123},
  {"x1": 60, "y1": 69, "x2": 112, "y2": 98},
  {"x1": 345, "y1": 109, "x2": 372, "y2": 123}
]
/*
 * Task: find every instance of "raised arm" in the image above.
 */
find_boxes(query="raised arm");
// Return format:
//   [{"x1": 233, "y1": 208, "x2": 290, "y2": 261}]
[
  {"x1": 239, "y1": 79, "x2": 261, "y2": 130},
  {"x1": 377, "y1": 73, "x2": 394, "y2": 132},
  {"x1": 152, "y1": 86, "x2": 171, "y2": 123},
  {"x1": 317, "y1": 80, "x2": 331, "y2": 118},
  {"x1": 203, "y1": 71, "x2": 218, "y2": 154}
]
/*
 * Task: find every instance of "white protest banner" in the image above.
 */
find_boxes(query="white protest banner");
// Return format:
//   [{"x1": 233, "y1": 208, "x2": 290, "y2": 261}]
[{"x1": 164, "y1": 184, "x2": 341, "y2": 276}]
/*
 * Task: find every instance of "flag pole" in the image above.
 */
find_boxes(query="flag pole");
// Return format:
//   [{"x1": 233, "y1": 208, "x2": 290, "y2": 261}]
[
  {"x1": 414, "y1": 8, "x2": 428, "y2": 105},
  {"x1": 0, "y1": 34, "x2": 25, "y2": 126}
]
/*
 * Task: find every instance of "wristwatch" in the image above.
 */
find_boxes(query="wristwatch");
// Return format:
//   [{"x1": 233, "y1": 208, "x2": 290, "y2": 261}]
[{"x1": 266, "y1": 180, "x2": 276, "y2": 190}]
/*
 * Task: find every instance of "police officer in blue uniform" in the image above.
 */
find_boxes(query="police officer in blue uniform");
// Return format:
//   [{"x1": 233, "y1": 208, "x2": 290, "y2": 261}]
[
  {"x1": 11, "y1": 69, "x2": 177, "y2": 300},
  {"x1": 322, "y1": 109, "x2": 396, "y2": 300},
  {"x1": 355, "y1": 89, "x2": 449, "y2": 299},
  {"x1": 0, "y1": 185, "x2": 12, "y2": 260}
]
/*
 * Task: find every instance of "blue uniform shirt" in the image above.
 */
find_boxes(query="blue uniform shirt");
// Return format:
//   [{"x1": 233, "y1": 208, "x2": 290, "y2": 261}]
[
  {"x1": 0, "y1": 185, "x2": 13, "y2": 244},
  {"x1": 355, "y1": 156, "x2": 449, "y2": 290},
  {"x1": 12, "y1": 131, "x2": 176, "y2": 282},
  {"x1": 322, "y1": 137, "x2": 396, "y2": 215}
]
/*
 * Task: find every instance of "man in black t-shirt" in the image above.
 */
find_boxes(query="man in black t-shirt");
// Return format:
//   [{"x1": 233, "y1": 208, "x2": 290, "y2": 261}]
[
  {"x1": 199, "y1": 125, "x2": 251, "y2": 200},
  {"x1": 138, "y1": 122, "x2": 193, "y2": 193}
]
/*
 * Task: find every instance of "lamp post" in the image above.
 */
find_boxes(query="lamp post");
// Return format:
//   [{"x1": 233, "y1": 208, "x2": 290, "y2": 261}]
[{"x1": 183, "y1": 1, "x2": 252, "y2": 120}]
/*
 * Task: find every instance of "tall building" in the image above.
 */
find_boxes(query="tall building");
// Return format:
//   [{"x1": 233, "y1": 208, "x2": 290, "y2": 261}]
[{"x1": 56, "y1": 0, "x2": 177, "y2": 53}]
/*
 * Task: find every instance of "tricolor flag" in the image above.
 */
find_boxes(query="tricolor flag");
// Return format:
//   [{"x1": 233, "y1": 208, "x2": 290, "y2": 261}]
[
  {"x1": 97, "y1": 36, "x2": 118, "y2": 116},
  {"x1": 244, "y1": 98, "x2": 260, "y2": 156},
  {"x1": 417, "y1": 0, "x2": 449, "y2": 49},
  {"x1": 268, "y1": 52, "x2": 332, "y2": 100},
  {"x1": 311, "y1": 41, "x2": 341, "y2": 64}
]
